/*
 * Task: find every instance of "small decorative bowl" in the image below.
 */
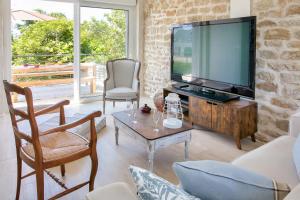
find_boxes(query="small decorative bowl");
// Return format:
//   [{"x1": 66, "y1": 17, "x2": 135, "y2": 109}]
[{"x1": 141, "y1": 104, "x2": 151, "y2": 113}]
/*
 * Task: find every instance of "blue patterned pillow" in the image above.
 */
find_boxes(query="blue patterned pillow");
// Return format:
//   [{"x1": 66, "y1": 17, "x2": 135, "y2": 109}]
[{"x1": 129, "y1": 166, "x2": 200, "y2": 200}]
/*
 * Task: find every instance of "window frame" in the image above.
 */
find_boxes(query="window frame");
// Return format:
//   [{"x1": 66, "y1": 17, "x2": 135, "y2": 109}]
[{"x1": 74, "y1": 1, "x2": 137, "y2": 102}]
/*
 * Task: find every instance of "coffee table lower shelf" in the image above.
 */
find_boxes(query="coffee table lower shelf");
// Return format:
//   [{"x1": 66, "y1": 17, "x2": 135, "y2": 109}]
[{"x1": 113, "y1": 119, "x2": 192, "y2": 172}]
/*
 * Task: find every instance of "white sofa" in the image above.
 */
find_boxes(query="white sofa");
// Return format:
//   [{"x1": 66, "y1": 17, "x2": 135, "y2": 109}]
[
  {"x1": 232, "y1": 111, "x2": 300, "y2": 199},
  {"x1": 86, "y1": 112, "x2": 300, "y2": 200}
]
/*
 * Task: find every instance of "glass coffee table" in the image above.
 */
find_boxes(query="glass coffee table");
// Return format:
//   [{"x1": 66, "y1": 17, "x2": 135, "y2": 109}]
[{"x1": 112, "y1": 110, "x2": 193, "y2": 171}]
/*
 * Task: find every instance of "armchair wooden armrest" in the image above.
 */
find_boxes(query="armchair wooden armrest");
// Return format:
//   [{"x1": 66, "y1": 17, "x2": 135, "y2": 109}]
[
  {"x1": 34, "y1": 100, "x2": 70, "y2": 117},
  {"x1": 41, "y1": 111, "x2": 102, "y2": 136},
  {"x1": 15, "y1": 130, "x2": 33, "y2": 143}
]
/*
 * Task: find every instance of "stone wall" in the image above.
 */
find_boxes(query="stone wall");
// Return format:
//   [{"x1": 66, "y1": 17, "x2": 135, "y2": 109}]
[
  {"x1": 252, "y1": 0, "x2": 300, "y2": 141},
  {"x1": 143, "y1": 0, "x2": 230, "y2": 95},
  {"x1": 143, "y1": 0, "x2": 300, "y2": 142}
]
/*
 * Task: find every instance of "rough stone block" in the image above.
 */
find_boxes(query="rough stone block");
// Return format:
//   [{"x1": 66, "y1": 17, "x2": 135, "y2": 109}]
[
  {"x1": 281, "y1": 51, "x2": 300, "y2": 60},
  {"x1": 287, "y1": 41, "x2": 300, "y2": 48},
  {"x1": 280, "y1": 73, "x2": 300, "y2": 84},
  {"x1": 253, "y1": 0, "x2": 274, "y2": 11},
  {"x1": 294, "y1": 30, "x2": 300, "y2": 40},
  {"x1": 271, "y1": 98, "x2": 298, "y2": 110},
  {"x1": 212, "y1": 5, "x2": 227, "y2": 13},
  {"x1": 264, "y1": 28, "x2": 291, "y2": 40},
  {"x1": 286, "y1": 5, "x2": 300, "y2": 16},
  {"x1": 259, "y1": 50, "x2": 278, "y2": 59},
  {"x1": 257, "y1": 20, "x2": 277, "y2": 27},
  {"x1": 256, "y1": 82, "x2": 278, "y2": 92},
  {"x1": 275, "y1": 119, "x2": 289, "y2": 132},
  {"x1": 257, "y1": 71, "x2": 275, "y2": 82}
]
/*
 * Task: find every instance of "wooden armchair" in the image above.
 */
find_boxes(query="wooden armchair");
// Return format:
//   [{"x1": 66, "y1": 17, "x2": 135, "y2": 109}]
[{"x1": 3, "y1": 80, "x2": 101, "y2": 200}]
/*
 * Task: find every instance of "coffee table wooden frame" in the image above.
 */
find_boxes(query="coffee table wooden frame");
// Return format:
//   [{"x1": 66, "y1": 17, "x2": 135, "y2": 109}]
[{"x1": 113, "y1": 111, "x2": 192, "y2": 172}]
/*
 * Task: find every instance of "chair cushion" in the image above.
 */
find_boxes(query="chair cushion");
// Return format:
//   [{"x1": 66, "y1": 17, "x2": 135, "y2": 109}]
[
  {"x1": 173, "y1": 160, "x2": 290, "y2": 200},
  {"x1": 129, "y1": 165, "x2": 199, "y2": 200},
  {"x1": 232, "y1": 135, "x2": 300, "y2": 188},
  {"x1": 86, "y1": 182, "x2": 137, "y2": 200},
  {"x1": 105, "y1": 87, "x2": 137, "y2": 100},
  {"x1": 22, "y1": 131, "x2": 89, "y2": 161},
  {"x1": 293, "y1": 135, "x2": 300, "y2": 178},
  {"x1": 112, "y1": 60, "x2": 136, "y2": 88}
]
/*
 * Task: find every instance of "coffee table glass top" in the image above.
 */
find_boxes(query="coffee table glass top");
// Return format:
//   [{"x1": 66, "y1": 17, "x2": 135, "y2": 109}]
[{"x1": 112, "y1": 110, "x2": 193, "y2": 140}]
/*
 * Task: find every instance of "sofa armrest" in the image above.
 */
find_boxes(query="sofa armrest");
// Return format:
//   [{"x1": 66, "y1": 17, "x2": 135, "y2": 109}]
[
  {"x1": 289, "y1": 111, "x2": 300, "y2": 138},
  {"x1": 284, "y1": 184, "x2": 300, "y2": 200}
]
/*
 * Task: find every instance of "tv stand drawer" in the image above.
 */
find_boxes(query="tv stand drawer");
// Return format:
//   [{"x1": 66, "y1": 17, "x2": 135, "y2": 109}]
[{"x1": 189, "y1": 97, "x2": 212, "y2": 129}]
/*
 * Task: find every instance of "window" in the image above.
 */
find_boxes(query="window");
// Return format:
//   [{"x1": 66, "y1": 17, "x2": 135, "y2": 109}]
[
  {"x1": 11, "y1": 0, "x2": 74, "y2": 102},
  {"x1": 79, "y1": 7, "x2": 128, "y2": 97},
  {"x1": 10, "y1": 0, "x2": 135, "y2": 103}
]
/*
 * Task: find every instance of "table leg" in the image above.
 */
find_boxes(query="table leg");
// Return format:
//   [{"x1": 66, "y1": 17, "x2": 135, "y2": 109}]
[
  {"x1": 148, "y1": 142, "x2": 155, "y2": 172},
  {"x1": 235, "y1": 136, "x2": 242, "y2": 150},
  {"x1": 184, "y1": 132, "x2": 191, "y2": 160},
  {"x1": 115, "y1": 126, "x2": 119, "y2": 145},
  {"x1": 251, "y1": 134, "x2": 256, "y2": 142},
  {"x1": 184, "y1": 140, "x2": 190, "y2": 160}
]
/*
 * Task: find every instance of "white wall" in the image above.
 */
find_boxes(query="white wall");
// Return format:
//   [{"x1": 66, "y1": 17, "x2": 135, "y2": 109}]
[
  {"x1": 230, "y1": 0, "x2": 251, "y2": 18},
  {"x1": 0, "y1": 0, "x2": 11, "y2": 114},
  {"x1": 84, "y1": 0, "x2": 136, "y2": 6},
  {"x1": 136, "y1": 0, "x2": 144, "y2": 95}
]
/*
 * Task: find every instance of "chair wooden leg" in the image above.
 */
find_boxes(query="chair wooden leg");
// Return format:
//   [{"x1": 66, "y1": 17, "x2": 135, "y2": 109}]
[
  {"x1": 103, "y1": 99, "x2": 106, "y2": 114},
  {"x1": 60, "y1": 164, "x2": 65, "y2": 177},
  {"x1": 235, "y1": 136, "x2": 242, "y2": 150},
  {"x1": 15, "y1": 155, "x2": 22, "y2": 200},
  {"x1": 251, "y1": 134, "x2": 256, "y2": 142},
  {"x1": 36, "y1": 168, "x2": 44, "y2": 200},
  {"x1": 89, "y1": 153, "x2": 98, "y2": 192}
]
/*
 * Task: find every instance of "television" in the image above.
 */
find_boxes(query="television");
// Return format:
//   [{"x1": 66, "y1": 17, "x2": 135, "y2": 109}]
[{"x1": 171, "y1": 16, "x2": 256, "y2": 100}]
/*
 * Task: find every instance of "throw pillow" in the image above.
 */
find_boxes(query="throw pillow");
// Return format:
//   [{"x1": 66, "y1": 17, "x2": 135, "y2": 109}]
[
  {"x1": 129, "y1": 166, "x2": 200, "y2": 200},
  {"x1": 293, "y1": 135, "x2": 300, "y2": 178},
  {"x1": 173, "y1": 160, "x2": 290, "y2": 200}
]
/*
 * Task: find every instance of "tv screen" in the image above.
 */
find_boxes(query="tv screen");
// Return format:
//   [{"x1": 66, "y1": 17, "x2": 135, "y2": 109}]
[{"x1": 171, "y1": 17, "x2": 256, "y2": 99}]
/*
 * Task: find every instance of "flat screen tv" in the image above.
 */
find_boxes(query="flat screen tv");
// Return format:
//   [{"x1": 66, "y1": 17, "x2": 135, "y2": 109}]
[{"x1": 171, "y1": 16, "x2": 256, "y2": 99}]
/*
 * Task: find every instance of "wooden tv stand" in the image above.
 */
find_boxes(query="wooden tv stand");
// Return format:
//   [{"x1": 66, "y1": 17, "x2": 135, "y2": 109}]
[{"x1": 163, "y1": 87, "x2": 257, "y2": 149}]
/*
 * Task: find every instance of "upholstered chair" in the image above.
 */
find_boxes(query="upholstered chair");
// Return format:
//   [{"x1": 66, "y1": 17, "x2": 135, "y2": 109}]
[{"x1": 103, "y1": 59, "x2": 141, "y2": 114}]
